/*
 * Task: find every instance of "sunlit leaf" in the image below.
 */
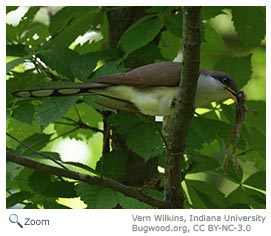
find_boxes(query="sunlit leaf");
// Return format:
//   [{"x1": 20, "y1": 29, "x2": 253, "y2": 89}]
[{"x1": 118, "y1": 15, "x2": 164, "y2": 56}]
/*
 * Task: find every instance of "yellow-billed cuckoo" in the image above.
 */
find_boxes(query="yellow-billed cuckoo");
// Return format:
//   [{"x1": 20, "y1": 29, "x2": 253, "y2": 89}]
[{"x1": 12, "y1": 62, "x2": 238, "y2": 115}]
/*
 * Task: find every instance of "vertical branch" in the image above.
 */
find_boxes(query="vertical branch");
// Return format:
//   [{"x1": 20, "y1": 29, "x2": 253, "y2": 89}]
[{"x1": 164, "y1": 7, "x2": 201, "y2": 208}]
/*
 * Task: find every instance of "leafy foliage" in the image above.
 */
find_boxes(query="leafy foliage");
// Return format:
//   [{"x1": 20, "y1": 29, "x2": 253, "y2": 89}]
[
  {"x1": 118, "y1": 15, "x2": 164, "y2": 56},
  {"x1": 6, "y1": 6, "x2": 265, "y2": 209}
]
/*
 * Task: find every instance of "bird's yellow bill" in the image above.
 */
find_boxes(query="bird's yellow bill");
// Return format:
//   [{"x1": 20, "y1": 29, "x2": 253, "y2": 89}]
[{"x1": 226, "y1": 87, "x2": 237, "y2": 103}]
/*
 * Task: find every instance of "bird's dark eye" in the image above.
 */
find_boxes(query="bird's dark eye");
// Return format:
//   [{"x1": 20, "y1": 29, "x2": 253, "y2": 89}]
[{"x1": 221, "y1": 77, "x2": 231, "y2": 86}]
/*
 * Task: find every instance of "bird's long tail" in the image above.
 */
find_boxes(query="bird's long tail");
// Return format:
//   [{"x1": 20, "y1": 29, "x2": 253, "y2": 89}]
[{"x1": 11, "y1": 83, "x2": 109, "y2": 98}]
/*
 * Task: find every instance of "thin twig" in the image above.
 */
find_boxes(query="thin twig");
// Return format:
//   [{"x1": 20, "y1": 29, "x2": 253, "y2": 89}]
[
  {"x1": 59, "y1": 116, "x2": 105, "y2": 133},
  {"x1": 73, "y1": 105, "x2": 82, "y2": 122}
]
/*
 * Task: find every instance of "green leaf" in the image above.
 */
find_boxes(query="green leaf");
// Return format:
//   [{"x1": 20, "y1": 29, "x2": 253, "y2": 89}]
[
  {"x1": 15, "y1": 133, "x2": 52, "y2": 156},
  {"x1": 64, "y1": 161, "x2": 98, "y2": 175},
  {"x1": 226, "y1": 186, "x2": 251, "y2": 208},
  {"x1": 186, "y1": 127, "x2": 205, "y2": 151},
  {"x1": 186, "y1": 155, "x2": 219, "y2": 173},
  {"x1": 6, "y1": 161, "x2": 24, "y2": 190},
  {"x1": 126, "y1": 43, "x2": 163, "y2": 65},
  {"x1": 6, "y1": 55, "x2": 31, "y2": 73},
  {"x1": 15, "y1": 7, "x2": 41, "y2": 38},
  {"x1": 159, "y1": 31, "x2": 182, "y2": 60},
  {"x1": 109, "y1": 114, "x2": 164, "y2": 160},
  {"x1": 126, "y1": 122, "x2": 164, "y2": 161},
  {"x1": 201, "y1": 6, "x2": 226, "y2": 20},
  {"x1": 239, "y1": 150, "x2": 265, "y2": 171},
  {"x1": 239, "y1": 147, "x2": 266, "y2": 171},
  {"x1": 91, "y1": 61, "x2": 127, "y2": 78},
  {"x1": 96, "y1": 150, "x2": 127, "y2": 180},
  {"x1": 6, "y1": 191, "x2": 33, "y2": 208},
  {"x1": 243, "y1": 187, "x2": 266, "y2": 209},
  {"x1": 162, "y1": 9, "x2": 183, "y2": 37},
  {"x1": 187, "y1": 116, "x2": 232, "y2": 151},
  {"x1": 107, "y1": 113, "x2": 142, "y2": 135},
  {"x1": 34, "y1": 96, "x2": 78, "y2": 128},
  {"x1": 243, "y1": 125, "x2": 266, "y2": 162},
  {"x1": 145, "y1": 189, "x2": 164, "y2": 200},
  {"x1": 71, "y1": 53, "x2": 98, "y2": 80},
  {"x1": 75, "y1": 184, "x2": 118, "y2": 209},
  {"x1": 227, "y1": 186, "x2": 265, "y2": 209},
  {"x1": 185, "y1": 179, "x2": 227, "y2": 208},
  {"x1": 54, "y1": 102, "x2": 102, "y2": 140},
  {"x1": 243, "y1": 171, "x2": 265, "y2": 191},
  {"x1": 12, "y1": 102, "x2": 35, "y2": 125},
  {"x1": 49, "y1": 7, "x2": 102, "y2": 47},
  {"x1": 28, "y1": 80, "x2": 75, "y2": 90},
  {"x1": 6, "y1": 44, "x2": 30, "y2": 57},
  {"x1": 21, "y1": 23, "x2": 49, "y2": 48},
  {"x1": 28, "y1": 171, "x2": 50, "y2": 194},
  {"x1": 6, "y1": 6, "x2": 19, "y2": 14},
  {"x1": 6, "y1": 24, "x2": 18, "y2": 43},
  {"x1": 74, "y1": 40, "x2": 103, "y2": 55},
  {"x1": 214, "y1": 54, "x2": 252, "y2": 89},
  {"x1": 231, "y1": 7, "x2": 266, "y2": 48},
  {"x1": 218, "y1": 160, "x2": 244, "y2": 184},
  {"x1": 23, "y1": 203, "x2": 39, "y2": 209},
  {"x1": 245, "y1": 101, "x2": 265, "y2": 133},
  {"x1": 44, "y1": 181, "x2": 77, "y2": 198},
  {"x1": 118, "y1": 15, "x2": 164, "y2": 56},
  {"x1": 13, "y1": 168, "x2": 34, "y2": 193},
  {"x1": 35, "y1": 151, "x2": 61, "y2": 161},
  {"x1": 36, "y1": 47, "x2": 79, "y2": 80},
  {"x1": 116, "y1": 192, "x2": 152, "y2": 209},
  {"x1": 6, "y1": 8, "x2": 41, "y2": 45},
  {"x1": 200, "y1": 24, "x2": 227, "y2": 69}
]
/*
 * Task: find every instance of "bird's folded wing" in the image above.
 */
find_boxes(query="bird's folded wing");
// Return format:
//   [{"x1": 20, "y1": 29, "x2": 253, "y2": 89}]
[{"x1": 90, "y1": 62, "x2": 182, "y2": 87}]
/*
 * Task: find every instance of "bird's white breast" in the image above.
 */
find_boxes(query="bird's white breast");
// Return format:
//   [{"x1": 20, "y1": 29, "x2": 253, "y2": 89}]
[{"x1": 92, "y1": 75, "x2": 229, "y2": 116}]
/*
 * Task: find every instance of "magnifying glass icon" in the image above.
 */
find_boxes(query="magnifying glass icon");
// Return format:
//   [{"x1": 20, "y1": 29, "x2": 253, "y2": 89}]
[{"x1": 9, "y1": 214, "x2": 23, "y2": 228}]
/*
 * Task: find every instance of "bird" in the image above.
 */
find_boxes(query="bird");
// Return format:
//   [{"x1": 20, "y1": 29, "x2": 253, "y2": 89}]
[{"x1": 11, "y1": 61, "x2": 238, "y2": 116}]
